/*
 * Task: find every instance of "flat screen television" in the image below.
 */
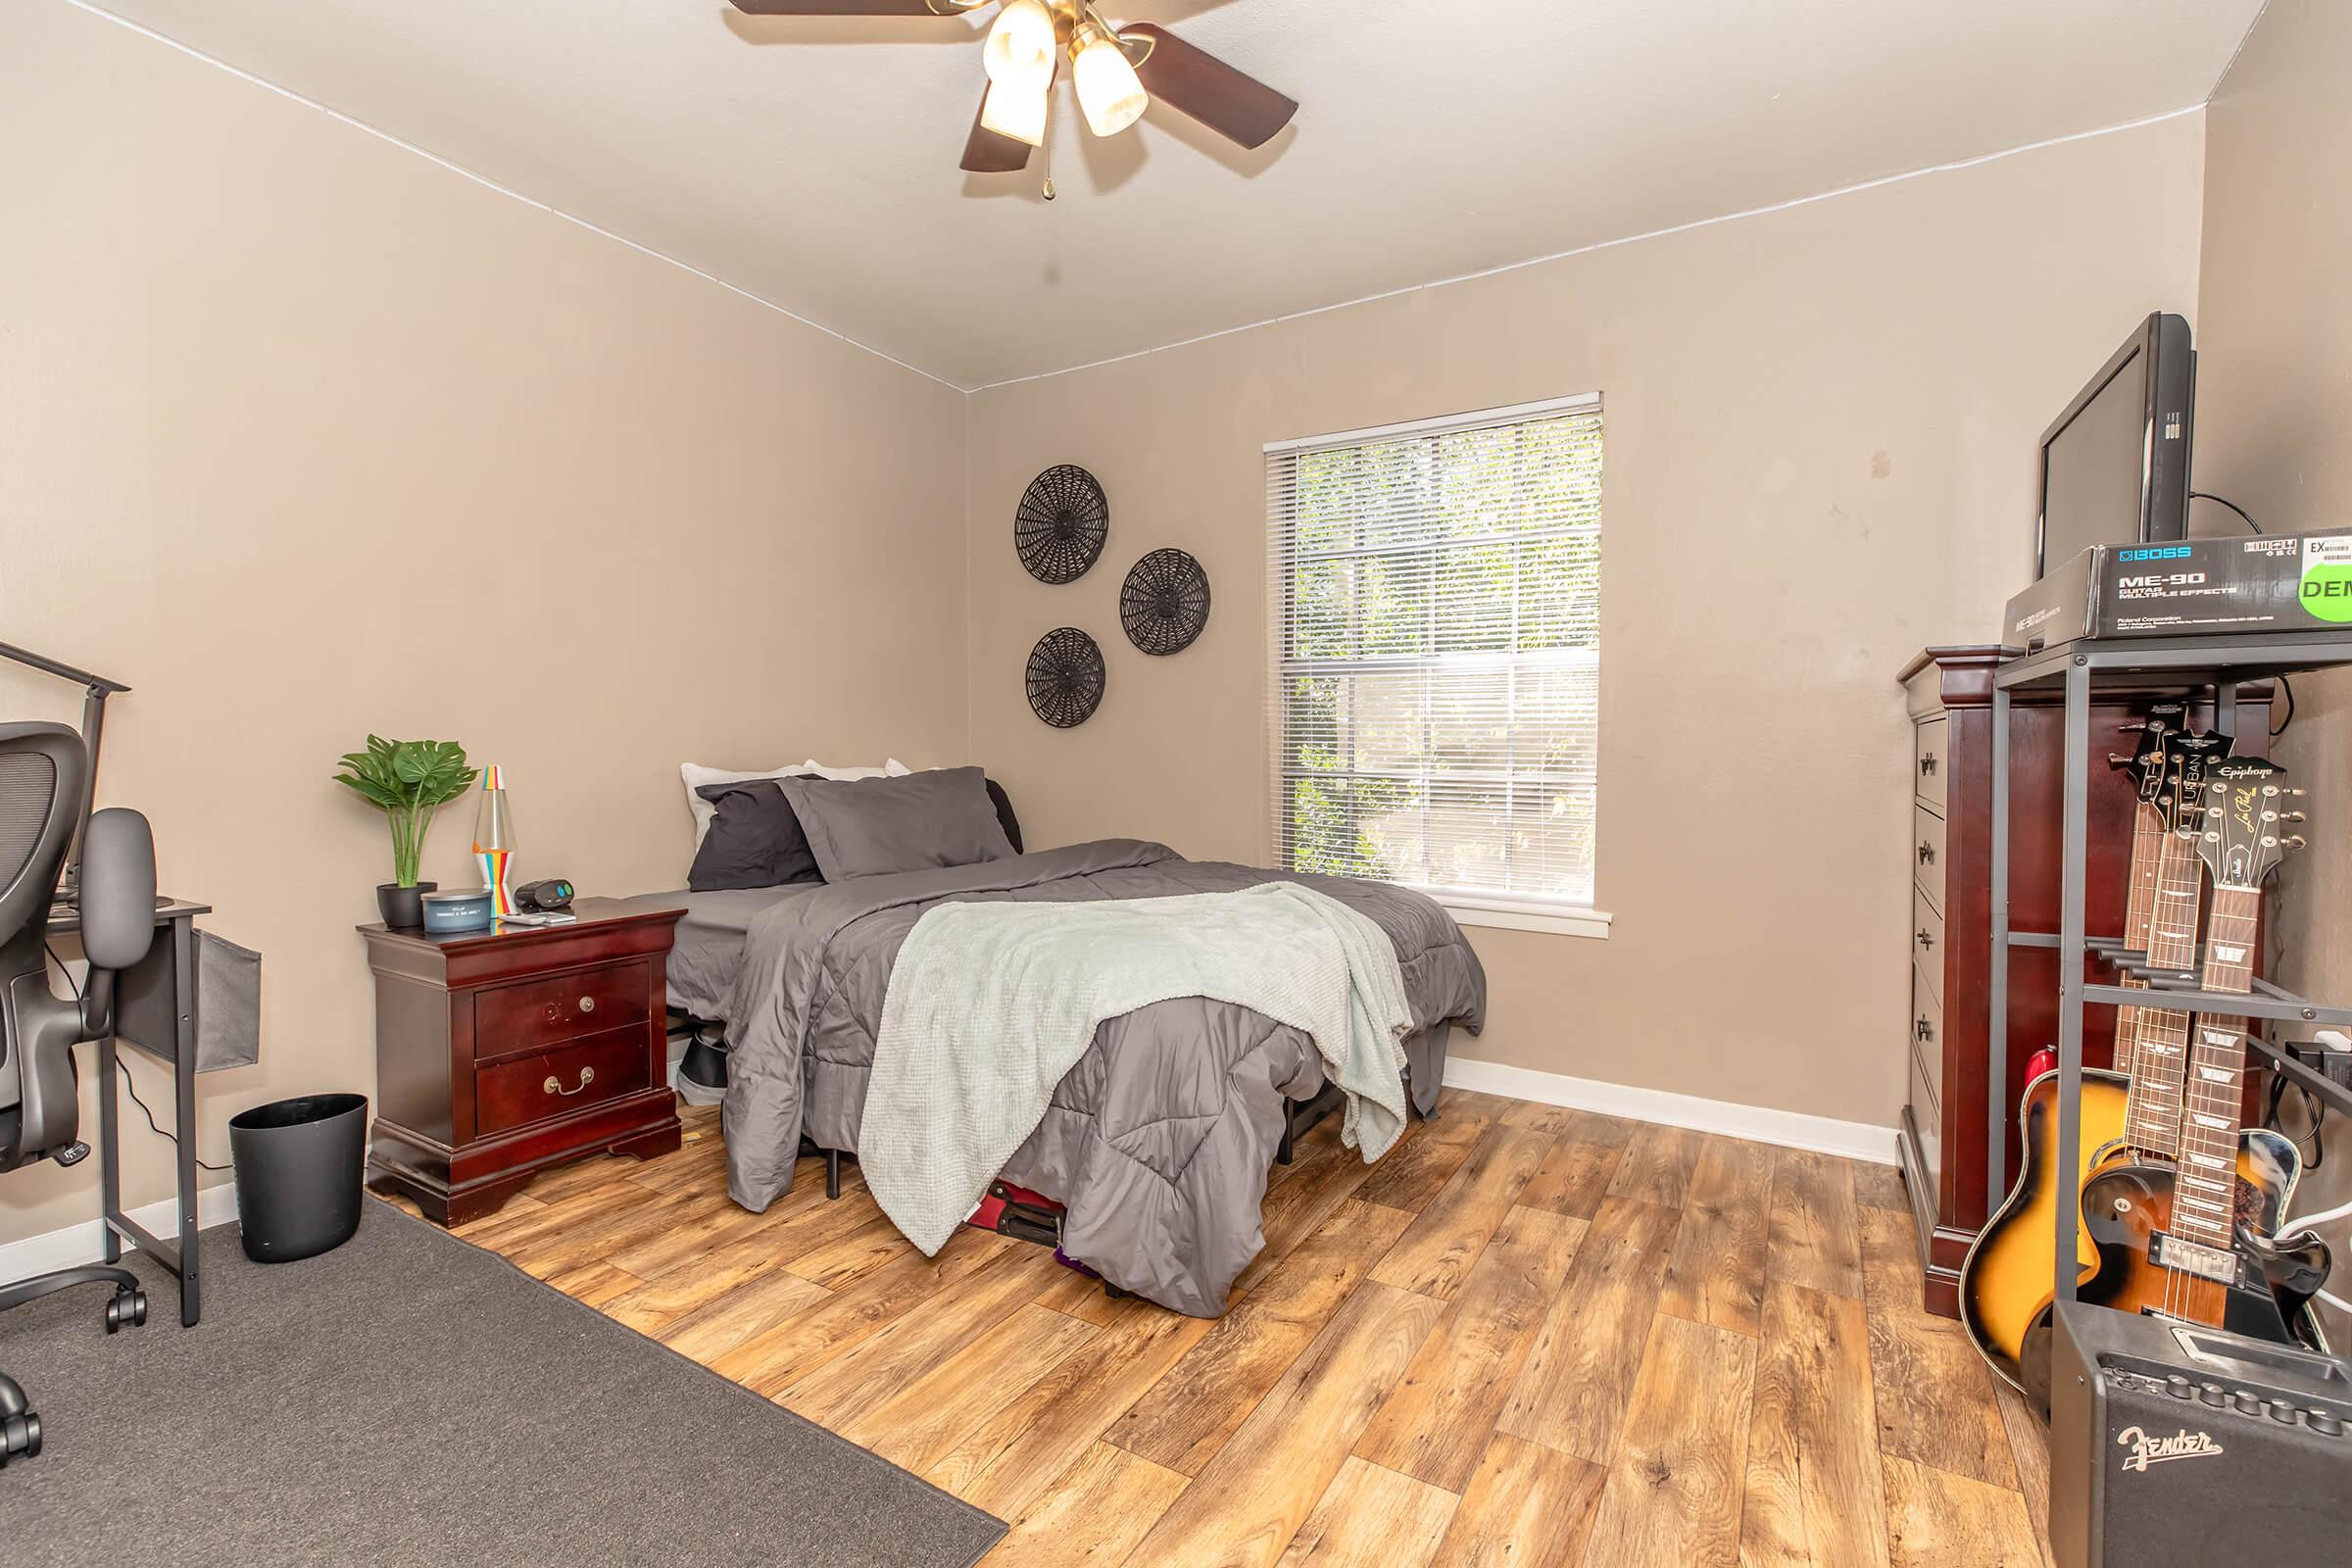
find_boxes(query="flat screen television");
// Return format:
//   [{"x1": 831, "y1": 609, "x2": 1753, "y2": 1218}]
[{"x1": 2034, "y1": 312, "x2": 2195, "y2": 578}]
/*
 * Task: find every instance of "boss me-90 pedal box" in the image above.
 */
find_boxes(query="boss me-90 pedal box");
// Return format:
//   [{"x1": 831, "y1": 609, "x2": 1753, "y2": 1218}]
[
  {"x1": 2049, "y1": 1301, "x2": 2352, "y2": 1568},
  {"x1": 2005, "y1": 529, "x2": 2352, "y2": 652}
]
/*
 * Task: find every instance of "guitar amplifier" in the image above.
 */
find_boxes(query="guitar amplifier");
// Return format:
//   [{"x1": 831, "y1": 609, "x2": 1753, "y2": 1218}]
[{"x1": 2049, "y1": 1301, "x2": 2352, "y2": 1568}]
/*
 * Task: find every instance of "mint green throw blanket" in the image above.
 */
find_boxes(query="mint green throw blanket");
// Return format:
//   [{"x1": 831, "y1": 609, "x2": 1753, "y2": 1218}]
[{"x1": 859, "y1": 881, "x2": 1415, "y2": 1254}]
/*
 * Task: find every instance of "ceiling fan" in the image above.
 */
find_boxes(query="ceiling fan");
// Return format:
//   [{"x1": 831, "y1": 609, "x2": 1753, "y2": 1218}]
[{"x1": 728, "y1": 1, "x2": 1298, "y2": 196}]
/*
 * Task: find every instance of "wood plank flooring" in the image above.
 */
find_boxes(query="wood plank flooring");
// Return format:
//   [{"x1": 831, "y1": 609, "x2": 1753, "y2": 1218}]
[{"x1": 388, "y1": 1094, "x2": 2048, "y2": 1567}]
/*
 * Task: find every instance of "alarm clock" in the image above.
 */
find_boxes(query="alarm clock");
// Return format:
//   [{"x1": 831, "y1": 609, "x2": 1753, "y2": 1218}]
[{"x1": 513, "y1": 878, "x2": 574, "y2": 913}]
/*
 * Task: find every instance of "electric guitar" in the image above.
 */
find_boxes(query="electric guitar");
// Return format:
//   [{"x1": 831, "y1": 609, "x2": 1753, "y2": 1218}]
[
  {"x1": 2072, "y1": 757, "x2": 2329, "y2": 1348},
  {"x1": 2107, "y1": 703, "x2": 2185, "y2": 1084}
]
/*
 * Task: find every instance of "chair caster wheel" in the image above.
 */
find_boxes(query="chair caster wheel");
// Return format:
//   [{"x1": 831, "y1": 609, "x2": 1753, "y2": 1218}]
[
  {"x1": 104, "y1": 1286, "x2": 147, "y2": 1333},
  {"x1": 1, "y1": 1410, "x2": 39, "y2": 1465}
]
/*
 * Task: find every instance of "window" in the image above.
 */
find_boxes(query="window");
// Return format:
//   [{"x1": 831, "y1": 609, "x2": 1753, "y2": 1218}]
[{"x1": 1266, "y1": 395, "x2": 1603, "y2": 934}]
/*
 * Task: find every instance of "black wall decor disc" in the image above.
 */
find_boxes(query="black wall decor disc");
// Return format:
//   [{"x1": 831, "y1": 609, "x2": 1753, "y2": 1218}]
[
  {"x1": 1015, "y1": 466, "x2": 1109, "y2": 584},
  {"x1": 1120, "y1": 548, "x2": 1211, "y2": 656},
  {"x1": 1026, "y1": 627, "x2": 1106, "y2": 728}
]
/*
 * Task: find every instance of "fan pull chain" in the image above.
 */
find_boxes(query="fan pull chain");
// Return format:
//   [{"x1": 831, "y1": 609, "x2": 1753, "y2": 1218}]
[{"x1": 1042, "y1": 83, "x2": 1056, "y2": 201}]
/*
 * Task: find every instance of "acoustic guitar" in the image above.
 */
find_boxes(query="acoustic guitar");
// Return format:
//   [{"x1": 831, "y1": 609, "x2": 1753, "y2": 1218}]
[{"x1": 1956, "y1": 732, "x2": 2314, "y2": 1402}]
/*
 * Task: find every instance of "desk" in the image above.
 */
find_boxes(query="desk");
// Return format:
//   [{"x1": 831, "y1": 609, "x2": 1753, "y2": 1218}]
[{"x1": 46, "y1": 897, "x2": 212, "y2": 1328}]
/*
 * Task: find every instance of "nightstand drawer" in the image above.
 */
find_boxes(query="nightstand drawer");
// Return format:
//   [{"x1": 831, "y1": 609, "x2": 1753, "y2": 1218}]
[
  {"x1": 474, "y1": 1028, "x2": 652, "y2": 1137},
  {"x1": 474, "y1": 958, "x2": 651, "y2": 1061}
]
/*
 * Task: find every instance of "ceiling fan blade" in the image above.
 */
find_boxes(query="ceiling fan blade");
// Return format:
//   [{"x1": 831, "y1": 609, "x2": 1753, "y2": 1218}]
[
  {"x1": 728, "y1": 1, "x2": 970, "y2": 16},
  {"x1": 1122, "y1": 23, "x2": 1297, "y2": 150},
  {"x1": 960, "y1": 88, "x2": 1033, "y2": 173}
]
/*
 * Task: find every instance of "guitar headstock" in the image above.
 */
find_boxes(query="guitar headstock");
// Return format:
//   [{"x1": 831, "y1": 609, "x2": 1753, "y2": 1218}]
[
  {"x1": 2121, "y1": 707, "x2": 2181, "y2": 806},
  {"x1": 2161, "y1": 731, "x2": 2231, "y2": 835},
  {"x1": 2195, "y1": 756, "x2": 2307, "y2": 891}
]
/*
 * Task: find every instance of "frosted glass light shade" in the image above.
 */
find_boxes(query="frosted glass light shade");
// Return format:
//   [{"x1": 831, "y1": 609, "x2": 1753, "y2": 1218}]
[
  {"x1": 1072, "y1": 28, "x2": 1146, "y2": 137},
  {"x1": 980, "y1": 78, "x2": 1049, "y2": 147},
  {"x1": 983, "y1": 0, "x2": 1055, "y2": 89}
]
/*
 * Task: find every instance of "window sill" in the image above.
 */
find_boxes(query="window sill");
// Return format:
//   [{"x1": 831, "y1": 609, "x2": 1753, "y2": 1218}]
[{"x1": 1438, "y1": 899, "x2": 1612, "y2": 941}]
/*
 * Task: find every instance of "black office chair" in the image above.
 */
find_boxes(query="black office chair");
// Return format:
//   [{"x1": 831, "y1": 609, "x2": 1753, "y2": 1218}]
[{"x1": 0, "y1": 720, "x2": 159, "y2": 1466}]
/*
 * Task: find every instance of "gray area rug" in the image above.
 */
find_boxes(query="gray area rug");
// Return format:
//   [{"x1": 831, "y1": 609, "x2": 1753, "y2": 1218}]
[{"x1": 0, "y1": 1204, "x2": 1004, "y2": 1567}]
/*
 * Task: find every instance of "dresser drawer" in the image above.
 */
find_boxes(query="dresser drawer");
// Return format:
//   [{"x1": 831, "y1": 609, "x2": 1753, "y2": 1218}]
[
  {"x1": 473, "y1": 1027, "x2": 653, "y2": 1138},
  {"x1": 1912, "y1": 804, "x2": 1947, "y2": 913},
  {"x1": 1914, "y1": 717, "x2": 1948, "y2": 811},
  {"x1": 1911, "y1": 959, "x2": 1944, "y2": 1108},
  {"x1": 1912, "y1": 892, "x2": 1944, "y2": 998},
  {"x1": 474, "y1": 958, "x2": 651, "y2": 1061},
  {"x1": 1908, "y1": 1042, "x2": 1941, "y2": 1183}
]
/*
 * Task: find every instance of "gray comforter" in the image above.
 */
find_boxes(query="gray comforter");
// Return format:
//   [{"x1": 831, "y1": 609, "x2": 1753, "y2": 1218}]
[{"x1": 719, "y1": 839, "x2": 1487, "y2": 1316}]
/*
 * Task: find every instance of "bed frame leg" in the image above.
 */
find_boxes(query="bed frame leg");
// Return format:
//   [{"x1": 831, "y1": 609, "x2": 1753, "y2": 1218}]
[
  {"x1": 1277, "y1": 1103, "x2": 1297, "y2": 1167},
  {"x1": 825, "y1": 1150, "x2": 841, "y2": 1200}
]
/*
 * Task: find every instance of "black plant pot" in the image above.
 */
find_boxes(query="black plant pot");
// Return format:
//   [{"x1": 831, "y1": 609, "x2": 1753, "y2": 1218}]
[{"x1": 376, "y1": 880, "x2": 437, "y2": 928}]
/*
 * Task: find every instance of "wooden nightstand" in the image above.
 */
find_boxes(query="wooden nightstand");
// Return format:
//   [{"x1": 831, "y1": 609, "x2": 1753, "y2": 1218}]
[{"x1": 362, "y1": 897, "x2": 685, "y2": 1226}]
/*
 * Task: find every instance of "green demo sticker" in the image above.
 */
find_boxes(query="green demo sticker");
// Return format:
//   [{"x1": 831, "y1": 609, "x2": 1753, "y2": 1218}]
[{"x1": 2300, "y1": 560, "x2": 2352, "y2": 622}]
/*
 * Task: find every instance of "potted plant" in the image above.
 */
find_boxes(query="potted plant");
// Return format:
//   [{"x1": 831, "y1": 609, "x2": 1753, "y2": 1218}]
[{"x1": 333, "y1": 736, "x2": 477, "y2": 927}]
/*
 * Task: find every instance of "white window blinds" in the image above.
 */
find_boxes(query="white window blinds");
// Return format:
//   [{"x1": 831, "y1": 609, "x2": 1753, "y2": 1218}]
[{"x1": 1266, "y1": 395, "x2": 1602, "y2": 910}]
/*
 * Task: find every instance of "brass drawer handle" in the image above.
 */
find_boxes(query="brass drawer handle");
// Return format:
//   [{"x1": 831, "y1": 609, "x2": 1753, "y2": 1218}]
[
  {"x1": 544, "y1": 1065, "x2": 596, "y2": 1097},
  {"x1": 578, "y1": 995, "x2": 596, "y2": 1013}
]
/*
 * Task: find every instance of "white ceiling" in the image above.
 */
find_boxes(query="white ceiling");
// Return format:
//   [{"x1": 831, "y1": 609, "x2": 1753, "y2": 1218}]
[{"x1": 88, "y1": 0, "x2": 2261, "y2": 389}]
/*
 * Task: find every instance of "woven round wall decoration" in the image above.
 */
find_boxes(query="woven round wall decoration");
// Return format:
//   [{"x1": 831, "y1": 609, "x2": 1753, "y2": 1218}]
[
  {"x1": 1014, "y1": 466, "x2": 1109, "y2": 584},
  {"x1": 1120, "y1": 548, "x2": 1212, "y2": 656},
  {"x1": 1026, "y1": 627, "x2": 1106, "y2": 728}
]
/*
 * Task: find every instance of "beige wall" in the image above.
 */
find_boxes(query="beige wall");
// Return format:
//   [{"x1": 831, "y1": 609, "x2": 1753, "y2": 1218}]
[
  {"x1": 0, "y1": 4, "x2": 968, "y2": 1248},
  {"x1": 965, "y1": 115, "x2": 2208, "y2": 1131},
  {"x1": 2195, "y1": 0, "x2": 2352, "y2": 1338}
]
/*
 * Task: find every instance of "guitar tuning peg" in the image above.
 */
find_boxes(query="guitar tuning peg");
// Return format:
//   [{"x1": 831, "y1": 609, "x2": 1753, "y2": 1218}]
[
  {"x1": 2284, "y1": 835, "x2": 2309, "y2": 852},
  {"x1": 2282, "y1": 810, "x2": 2309, "y2": 823},
  {"x1": 2107, "y1": 753, "x2": 2134, "y2": 767}
]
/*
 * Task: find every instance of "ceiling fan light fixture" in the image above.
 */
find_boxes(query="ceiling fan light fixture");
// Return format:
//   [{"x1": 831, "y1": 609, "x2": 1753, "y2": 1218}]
[
  {"x1": 983, "y1": 0, "x2": 1057, "y2": 90},
  {"x1": 980, "y1": 76, "x2": 1050, "y2": 147},
  {"x1": 1071, "y1": 21, "x2": 1148, "y2": 137}
]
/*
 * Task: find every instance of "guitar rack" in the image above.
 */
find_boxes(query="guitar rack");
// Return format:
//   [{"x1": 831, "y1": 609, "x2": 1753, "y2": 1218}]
[{"x1": 1988, "y1": 630, "x2": 2352, "y2": 1311}]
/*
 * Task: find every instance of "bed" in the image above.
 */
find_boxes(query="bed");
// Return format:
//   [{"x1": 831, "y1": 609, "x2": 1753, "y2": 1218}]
[{"x1": 621, "y1": 773, "x2": 1486, "y2": 1316}]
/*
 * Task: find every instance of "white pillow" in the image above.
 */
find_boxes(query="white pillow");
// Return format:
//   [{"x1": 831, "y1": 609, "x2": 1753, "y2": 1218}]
[
  {"x1": 800, "y1": 759, "x2": 915, "y2": 781},
  {"x1": 679, "y1": 759, "x2": 915, "y2": 851}
]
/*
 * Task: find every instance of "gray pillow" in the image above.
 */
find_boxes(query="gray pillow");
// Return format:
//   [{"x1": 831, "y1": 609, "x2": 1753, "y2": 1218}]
[
  {"x1": 776, "y1": 766, "x2": 1016, "y2": 881},
  {"x1": 686, "y1": 779, "x2": 821, "y2": 892}
]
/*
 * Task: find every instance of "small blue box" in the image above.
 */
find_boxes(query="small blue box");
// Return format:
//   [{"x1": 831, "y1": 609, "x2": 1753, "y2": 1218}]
[{"x1": 418, "y1": 890, "x2": 495, "y2": 934}]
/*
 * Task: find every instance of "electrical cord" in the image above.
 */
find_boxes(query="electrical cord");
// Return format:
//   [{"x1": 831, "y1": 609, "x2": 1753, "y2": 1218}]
[
  {"x1": 2191, "y1": 490, "x2": 2263, "y2": 534},
  {"x1": 2188, "y1": 491, "x2": 2295, "y2": 734},
  {"x1": 44, "y1": 940, "x2": 230, "y2": 1174}
]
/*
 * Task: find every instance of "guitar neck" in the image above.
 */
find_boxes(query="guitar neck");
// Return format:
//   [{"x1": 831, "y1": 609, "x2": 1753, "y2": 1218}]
[
  {"x1": 2172, "y1": 883, "x2": 2264, "y2": 1252},
  {"x1": 2112, "y1": 801, "x2": 2166, "y2": 1079},
  {"x1": 2121, "y1": 825, "x2": 2205, "y2": 1159}
]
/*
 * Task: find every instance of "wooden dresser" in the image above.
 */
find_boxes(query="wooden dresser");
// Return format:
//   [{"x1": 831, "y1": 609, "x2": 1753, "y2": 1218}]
[
  {"x1": 1895, "y1": 648, "x2": 2270, "y2": 1317},
  {"x1": 363, "y1": 898, "x2": 684, "y2": 1225}
]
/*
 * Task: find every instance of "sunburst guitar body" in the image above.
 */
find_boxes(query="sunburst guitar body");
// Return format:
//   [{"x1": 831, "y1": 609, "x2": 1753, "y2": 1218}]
[{"x1": 1955, "y1": 1066, "x2": 2310, "y2": 1403}]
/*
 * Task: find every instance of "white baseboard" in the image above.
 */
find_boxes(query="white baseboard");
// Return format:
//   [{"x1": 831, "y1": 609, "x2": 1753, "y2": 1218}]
[
  {"x1": 0, "y1": 1181, "x2": 241, "y2": 1287},
  {"x1": 1443, "y1": 1056, "x2": 1899, "y2": 1165}
]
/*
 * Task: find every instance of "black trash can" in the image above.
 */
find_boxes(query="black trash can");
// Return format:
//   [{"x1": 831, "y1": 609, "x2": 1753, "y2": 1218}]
[{"x1": 228, "y1": 1093, "x2": 368, "y2": 1263}]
